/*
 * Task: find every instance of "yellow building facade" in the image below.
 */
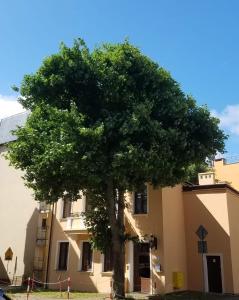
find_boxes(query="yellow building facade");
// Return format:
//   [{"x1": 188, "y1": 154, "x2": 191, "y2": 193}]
[
  {"x1": 2, "y1": 113, "x2": 239, "y2": 295},
  {"x1": 45, "y1": 158, "x2": 239, "y2": 295}
]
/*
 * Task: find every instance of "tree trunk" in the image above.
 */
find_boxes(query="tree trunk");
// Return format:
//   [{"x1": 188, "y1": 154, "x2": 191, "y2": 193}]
[{"x1": 107, "y1": 181, "x2": 125, "y2": 299}]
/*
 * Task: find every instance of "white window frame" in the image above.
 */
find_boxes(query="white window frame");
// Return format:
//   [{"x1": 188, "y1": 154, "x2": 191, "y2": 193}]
[
  {"x1": 203, "y1": 253, "x2": 224, "y2": 293},
  {"x1": 55, "y1": 240, "x2": 70, "y2": 271}
]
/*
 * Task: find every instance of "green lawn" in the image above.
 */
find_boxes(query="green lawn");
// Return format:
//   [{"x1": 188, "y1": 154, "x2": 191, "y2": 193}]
[
  {"x1": 5, "y1": 290, "x2": 239, "y2": 300},
  {"x1": 6, "y1": 289, "x2": 108, "y2": 300}
]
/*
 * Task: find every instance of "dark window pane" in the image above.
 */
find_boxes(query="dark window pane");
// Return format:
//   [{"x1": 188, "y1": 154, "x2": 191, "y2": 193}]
[
  {"x1": 82, "y1": 242, "x2": 92, "y2": 271},
  {"x1": 58, "y1": 242, "x2": 69, "y2": 270},
  {"x1": 42, "y1": 218, "x2": 47, "y2": 229},
  {"x1": 134, "y1": 186, "x2": 147, "y2": 214},
  {"x1": 62, "y1": 200, "x2": 72, "y2": 218},
  {"x1": 104, "y1": 248, "x2": 114, "y2": 272}
]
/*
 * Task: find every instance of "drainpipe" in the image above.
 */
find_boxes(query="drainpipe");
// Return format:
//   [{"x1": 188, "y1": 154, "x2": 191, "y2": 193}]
[{"x1": 45, "y1": 202, "x2": 55, "y2": 288}]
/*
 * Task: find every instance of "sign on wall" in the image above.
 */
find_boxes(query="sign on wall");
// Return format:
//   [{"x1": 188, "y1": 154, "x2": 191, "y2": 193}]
[
  {"x1": 196, "y1": 225, "x2": 208, "y2": 254},
  {"x1": 5, "y1": 247, "x2": 13, "y2": 261},
  {"x1": 196, "y1": 225, "x2": 208, "y2": 241}
]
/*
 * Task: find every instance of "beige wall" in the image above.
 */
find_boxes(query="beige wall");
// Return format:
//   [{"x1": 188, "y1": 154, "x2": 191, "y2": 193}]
[
  {"x1": 214, "y1": 160, "x2": 239, "y2": 190},
  {"x1": 125, "y1": 185, "x2": 165, "y2": 294},
  {"x1": 0, "y1": 146, "x2": 39, "y2": 281},
  {"x1": 162, "y1": 185, "x2": 187, "y2": 292},
  {"x1": 48, "y1": 202, "x2": 112, "y2": 293},
  {"x1": 227, "y1": 190, "x2": 239, "y2": 293},
  {"x1": 48, "y1": 185, "x2": 190, "y2": 294},
  {"x1": 183, "y1": 188, "x2": 234, "y2": 293},
  {"x1": 48, "y1": 185, "x2": 168, "y2": 293}
]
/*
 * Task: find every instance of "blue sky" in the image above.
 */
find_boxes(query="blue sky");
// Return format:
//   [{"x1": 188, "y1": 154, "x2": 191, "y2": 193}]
[{"x1": 0, "y1": 0, "x2": 239, "y2": 157}]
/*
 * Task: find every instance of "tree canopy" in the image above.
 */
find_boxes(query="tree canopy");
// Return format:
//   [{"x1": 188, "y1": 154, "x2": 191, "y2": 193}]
[
  {"x1": 7, "y1": 39, "x2": 226, "y2": 298},
  {"x1": 9, "y1": 40, "x2": 225, "y2": 197}
]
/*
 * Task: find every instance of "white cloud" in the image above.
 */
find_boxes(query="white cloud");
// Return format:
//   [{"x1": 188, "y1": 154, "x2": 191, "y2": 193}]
[
  {"x1": 212, "y1": 104, "x2": 239, "y2": 135},
  {"x1": 0, "y1": 95, "x2": 25, "y2": 120}
]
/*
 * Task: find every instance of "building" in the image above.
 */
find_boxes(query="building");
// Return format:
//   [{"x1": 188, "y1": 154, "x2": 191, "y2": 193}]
[
  {"x1": 46, "y1": 185, "x2": 187, "y2": 294},
  {"x1": 46, "y1": 170, "x2": 239, "y2": 295},
  {"x1": 2, "y1": 112, "x2": 239, "y2": 295},
  {"x1": 0, "y1": 112, "x2": 51, "y2": 285}
]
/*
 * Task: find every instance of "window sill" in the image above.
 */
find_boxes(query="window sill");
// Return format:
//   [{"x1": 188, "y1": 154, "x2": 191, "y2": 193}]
[
  {"x1": 78, "y1": 271, "x2": 94, "y2": 276},
  {"x1": 133, "y1": 213, "x2": 148, "y2": 216},
  {"x1": 101, "y1": 272, "x2": 113, "y2": 277},
  {"x1": 55, "y1": 269, "x2": 68, "y2": 272}
]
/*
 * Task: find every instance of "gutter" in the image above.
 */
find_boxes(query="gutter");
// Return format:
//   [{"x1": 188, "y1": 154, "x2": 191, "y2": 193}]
[{"x1": 45, "y1": 202, "x2": 55, "y2": 288}]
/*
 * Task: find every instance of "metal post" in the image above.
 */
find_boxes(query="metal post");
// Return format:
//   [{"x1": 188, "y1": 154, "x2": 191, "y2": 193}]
[
  {"x1": 150, "y1": 248, "x2": 153, "y2": 295},
  {"x1": 202, "y1": 254, "x2": 205, "y2": 292},
  {"x1": 27, "y1": 277, "x2": 30, "y2": 300},
  {"x1": 67, "y1": 277, "x2": 70, "y2": 300}
]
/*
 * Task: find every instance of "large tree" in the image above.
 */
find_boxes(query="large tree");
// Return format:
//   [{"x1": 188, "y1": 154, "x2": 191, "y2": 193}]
[{"x1": 8, "y1": 39, "x2": 226, "y2": 298}]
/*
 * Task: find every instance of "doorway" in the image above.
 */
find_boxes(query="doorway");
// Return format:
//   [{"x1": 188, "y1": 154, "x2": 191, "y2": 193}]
[
  {"x1": 133, "y1": 242, "x2": 150, "y2": 293},
  {"x1": 204, "y1": 254, "x2": 223, "y2": 293}
]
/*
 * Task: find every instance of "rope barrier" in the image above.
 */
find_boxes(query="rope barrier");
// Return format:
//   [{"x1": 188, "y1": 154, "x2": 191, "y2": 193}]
[
  {"x1": 22, "y1": 275, "x2": 126, "y2": 300},
  {"x1": 25, "y1": 276, "x2": 71, "y2": 300},
  {"x1": 32, "y1": 278, "x2": 69, "y2": 285}
]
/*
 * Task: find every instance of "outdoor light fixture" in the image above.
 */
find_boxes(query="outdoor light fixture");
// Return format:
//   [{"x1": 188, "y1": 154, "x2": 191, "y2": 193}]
[{"x1": 149, "y1": 234, "x2": 158, "y2": 250}]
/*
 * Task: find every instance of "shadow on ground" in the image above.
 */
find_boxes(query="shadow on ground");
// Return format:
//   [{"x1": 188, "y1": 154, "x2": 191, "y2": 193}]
[{"x1": 156, "y1": 291, "x2": 239, "y2": 300}]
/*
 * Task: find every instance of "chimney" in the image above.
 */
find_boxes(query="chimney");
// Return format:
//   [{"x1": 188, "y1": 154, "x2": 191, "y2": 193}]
[{"x1": 198, "y1": 172, "x2": 216, "y2": 185}]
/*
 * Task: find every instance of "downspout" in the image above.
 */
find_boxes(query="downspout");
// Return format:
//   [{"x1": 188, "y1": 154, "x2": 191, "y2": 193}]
[{"x1": 45, "y1": 202, "x2": 56, "y2": 288}]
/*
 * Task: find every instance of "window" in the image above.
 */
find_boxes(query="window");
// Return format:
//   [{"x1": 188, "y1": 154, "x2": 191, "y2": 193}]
[
  {"x1": 134, "y1": 185, "x2": 147, "y2": 214},
  {"x1": 85, "y1": 195, "x2": 92, "y2": 213},
  {"x1": 81, "y1": 242, "x2": 92, "y2": 271},
  {"x1": 62, "y1": 200, "x2": 72, "y2": 218},
  {"x1": 41, "y1": 218, "x2": 47, "y2": 229},
  {"x1": 57, "y1": 242, "x2": 69, "y2": 270},
  {"x1": 103, "y1": 248, "x2": 114, "y2": 272}
]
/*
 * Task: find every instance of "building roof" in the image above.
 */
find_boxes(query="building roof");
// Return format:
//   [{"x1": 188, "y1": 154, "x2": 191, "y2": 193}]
[
  {"x1": 183, "y1": 183, "x2": 239, "y2": 196},
  {"x1": 0, "y1": 111, "x2": 30, "y2": 145}
]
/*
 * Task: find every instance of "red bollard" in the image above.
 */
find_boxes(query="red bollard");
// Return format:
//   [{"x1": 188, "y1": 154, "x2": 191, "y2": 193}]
[
  {"x1": 58, "y1": 275, "x2": 62, "y2": 297},
  {"x1": 67, "y1": 277, "x2": 71, "y2": 300},
  {"x1": 110, "y1": 279, "x2": 113, "y2": 300},
  {"x1": 31, "y1": 274, "x2": 34, "y2": 292},
  {"x1": 27, "y1": 277, "x2": 30, "y2": 300}
]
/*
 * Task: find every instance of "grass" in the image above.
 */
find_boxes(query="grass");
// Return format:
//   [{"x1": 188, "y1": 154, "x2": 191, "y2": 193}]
[
  {"x1": 5, "y1": 288, "x2": 108, "y2": 300},
  {"x1": 5, "y1": 290, "x2": 239, "y2": 300}
]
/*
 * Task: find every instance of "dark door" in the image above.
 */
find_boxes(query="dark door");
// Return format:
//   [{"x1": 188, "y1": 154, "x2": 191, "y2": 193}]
[
  {"x1": 206, "y1": 255, "x2": 223, "y2": 293},
  {"x1": 133, "y1": 242, "x2": 150, "y2": 292}
]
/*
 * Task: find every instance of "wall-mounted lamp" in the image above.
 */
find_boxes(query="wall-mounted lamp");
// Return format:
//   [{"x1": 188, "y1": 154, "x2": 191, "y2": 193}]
[{"x1": 149, "y1": 234, "x2": 158, "y2": 250}]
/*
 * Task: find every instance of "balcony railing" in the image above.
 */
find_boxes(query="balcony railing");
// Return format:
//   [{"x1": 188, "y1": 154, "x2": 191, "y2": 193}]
[
  {"x1": 36, "y1": 227, "x2": 48, "y2": 246},
  {"x1": 63, "y1": 213, "x2": 87, "y2": 233}
]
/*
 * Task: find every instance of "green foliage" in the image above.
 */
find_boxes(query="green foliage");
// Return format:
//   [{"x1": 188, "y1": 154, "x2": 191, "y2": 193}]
[
  {"x1": 7, "y1": 39, "x2": 226, "y2": 251},
  {"x1": 185, "y1": 162, "x2": 209, "y2": 184}
]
